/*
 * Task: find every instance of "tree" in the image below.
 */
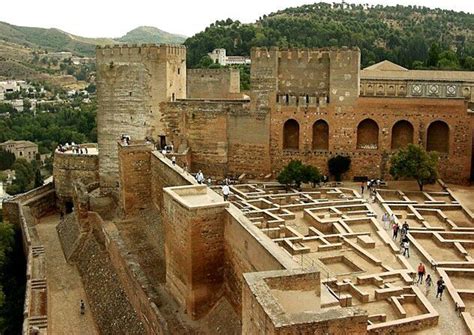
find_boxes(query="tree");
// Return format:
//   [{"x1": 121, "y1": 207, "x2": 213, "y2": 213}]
[
  {"x1": 277, "y1": 160, "x2": 322, "y2": 189},
  {"x1": 34, "y1": 169, "x2": 44, "y2": 188},
  {"x1": 389, "y1": 144, "x2": 438, "y2": 191},
  {"x1": 0, "y1": 150, "x2": 15, "y2": 171},
  {"x1": 7, "y1": 159, "x2": 34, "y2": 194},
  {"x1": 328, "y1": 155, "x2": 351, "y2": 181}
]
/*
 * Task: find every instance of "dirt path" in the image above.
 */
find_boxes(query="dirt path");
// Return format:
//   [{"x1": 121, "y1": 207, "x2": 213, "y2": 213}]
[{"x1": 36, "y1": 214, "x2": 99, "y2": 335}]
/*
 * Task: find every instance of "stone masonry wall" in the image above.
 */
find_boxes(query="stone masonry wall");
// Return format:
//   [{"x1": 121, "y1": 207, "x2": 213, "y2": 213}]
[
  {"x1": 150, "y1": 152, "x2": 196, "y2": 211},
  {"x1": 223, "y1": 207, "x2": 291, "y2": 316},
  {"x1": 53, "y1": 152, "x2": 99, "y2": 200},
  {"x1": 160, "y1": 100, "x2": 272, "y2": 177},
  {"x1": 162, "y1": 188, "x2": 228, "y2": 319},
  {"x1": 118, "y1": 143, "x2": 154, "y2": 217},
  {"x1": 187, "y1": 68, "x2": 241, "y2": 99},
  {"x1": 96, "y1": 45, "x2": 186, "y2": 191},
  {"x1": 269, "y1": 97, "x2": 471, "y2": 184}
]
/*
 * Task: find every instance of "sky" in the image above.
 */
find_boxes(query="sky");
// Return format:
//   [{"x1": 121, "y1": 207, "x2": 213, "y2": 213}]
[{"x1": 0, "y1": 0, "x2": 473, "y2": 38}]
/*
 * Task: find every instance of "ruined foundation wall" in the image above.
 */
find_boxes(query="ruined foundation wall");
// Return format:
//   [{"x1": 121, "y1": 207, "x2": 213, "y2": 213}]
[{"x1": 223, "y1": 207, "x2": 294, "y2": 315}]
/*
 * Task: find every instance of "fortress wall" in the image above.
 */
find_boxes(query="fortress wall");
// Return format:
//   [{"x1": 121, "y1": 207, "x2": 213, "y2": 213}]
[
  {"x1": 269, "y1": 98, "x2": 471, "y2": 184},
  {"x1": 187, "y1": 68, "x2": 241, "y2": 99},
  {"x1": 163, "y1": 187, "x2": 228, "y2": 319},
  {"x1": 161, "y1": 100, "x2": 272, "y2": 177},
  {"x1": 150, "y1": 152, "x2": 196, "y2": 211},
  {"x1": 53, "y1": 152, "x2": 99, "y2": 200},
  {"x1": 118, "y1": 143, "x2": 154, "y2": 217},
  {"x1": 96, "y1": 45, "x2": 186, "y2": 191}
]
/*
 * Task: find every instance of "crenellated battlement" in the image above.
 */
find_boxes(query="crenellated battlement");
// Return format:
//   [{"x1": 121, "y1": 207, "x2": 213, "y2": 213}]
[
  {"x1": 96, "y1": 43, "x2": 186, "y2": 62},
  {"x1": 251, "y1": 46, "x2": 359, "y2": 62}
]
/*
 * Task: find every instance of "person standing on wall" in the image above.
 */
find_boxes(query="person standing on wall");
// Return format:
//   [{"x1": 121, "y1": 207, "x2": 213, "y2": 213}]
[{"x1": 222, "y1": 183, "x2": 230, "y2": 201}]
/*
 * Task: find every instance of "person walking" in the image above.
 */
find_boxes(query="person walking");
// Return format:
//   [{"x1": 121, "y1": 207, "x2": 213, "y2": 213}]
[
  {"x1": 222, "y1": 183, "x2": 230, "y2": 201},
  {"x1": 360, "y1": 182, "x2": 365, "y2": 195},
  {"x1": 392, "y1": 223, "x2": 400, "y2": 240},
  {"x1": 171, "y1": 156, "x2": 176, "y2": 165},
  {"x1": 80, "y1": 299, "x2": 85, "y2": 315},
  {"x1": 196, "y1": 170, "x2": 204, "y2": 184},
  {"x1": 382, "y1": 213, "x2": 389, "y2": 230},
  {"x1": 417, "y1": 263, "x2": 426, "y2": 284},
  {"x1": 402, "y1": 239, "x2": 410, "y2": 258},
  {"x1": 436, "y1": 278, "x2": 445, "y2": 301}
]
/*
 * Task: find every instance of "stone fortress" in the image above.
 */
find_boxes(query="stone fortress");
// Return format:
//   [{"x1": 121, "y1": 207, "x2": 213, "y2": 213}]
[{"x1": 3, "y1": 43, "x2": 474, "y2": 334}]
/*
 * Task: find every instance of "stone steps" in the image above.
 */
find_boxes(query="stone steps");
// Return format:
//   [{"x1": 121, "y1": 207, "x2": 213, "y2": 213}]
[
  {"x1": 28, "y1": 315, "x2": 48, "y2": 328},
  {"x1": 31, "y1": 279, "x2": 47, "y2": 290},
  {"x1": 32, "y1": 245, "x2": 45, "y2": 257}
]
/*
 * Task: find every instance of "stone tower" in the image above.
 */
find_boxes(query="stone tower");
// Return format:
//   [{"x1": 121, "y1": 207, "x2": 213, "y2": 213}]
[{"x1": 96, "y1": 44, "x2": 186, "y2": 191}]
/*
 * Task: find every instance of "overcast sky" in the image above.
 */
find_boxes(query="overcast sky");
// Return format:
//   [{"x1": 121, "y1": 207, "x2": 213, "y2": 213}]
[{"x1": 1, "y1": 0, "x2": 473, "y2": 38}]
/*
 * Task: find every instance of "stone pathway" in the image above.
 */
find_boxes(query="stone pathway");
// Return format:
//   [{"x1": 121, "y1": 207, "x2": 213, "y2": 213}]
[
  {"x1": 36, "y1": 214, "x2": 99, "y2": 335},
  {"x1": 350, "y1": 183, "x2": 468, "y2": 334}
]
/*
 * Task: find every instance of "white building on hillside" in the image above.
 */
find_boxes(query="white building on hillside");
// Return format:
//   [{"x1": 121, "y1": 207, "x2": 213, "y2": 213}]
[{"x1": 208, "y1": 48, "x2": 251, "y2": 66}]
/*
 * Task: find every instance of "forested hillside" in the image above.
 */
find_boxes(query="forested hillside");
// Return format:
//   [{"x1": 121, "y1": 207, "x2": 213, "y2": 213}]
[{"x1": 185, "y1": 2, "x2": 474, "y2": 70}]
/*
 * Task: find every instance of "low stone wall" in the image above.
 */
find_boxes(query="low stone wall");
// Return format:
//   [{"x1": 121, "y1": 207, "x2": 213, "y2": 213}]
[
  {"x1": 223, "y1": 206, "x2": 298, "y2": 316},
  {"x1": 3, "y1": 183, "x2": 55, "y2": 334},
  {"x1": 150, "y1": 151, "x2": 196, "y2": 211}
]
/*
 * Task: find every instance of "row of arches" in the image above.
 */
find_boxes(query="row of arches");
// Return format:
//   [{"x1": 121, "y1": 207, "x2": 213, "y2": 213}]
[{"x1": 283, "y1": 119, "x2": 450, "y2": 153}]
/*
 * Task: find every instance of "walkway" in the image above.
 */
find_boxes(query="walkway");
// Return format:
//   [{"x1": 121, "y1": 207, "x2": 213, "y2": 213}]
[
  {"x1": 346, "y1": 182, "x2": 467, "y2": 334},
  {"x1": 36, "y1": 214, "x2": 99, "y2": 335}
]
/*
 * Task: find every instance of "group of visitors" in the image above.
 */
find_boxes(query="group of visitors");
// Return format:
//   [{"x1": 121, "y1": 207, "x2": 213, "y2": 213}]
[
  {"x1": 413, "y1": 263, "x2": 445, "y2": 300},
  {"x1": 56, "y1": 142, "x2": 89, "y2": 154},
  {"x1": 381, "y1": 212, "x2": 396, "y2": 230}
]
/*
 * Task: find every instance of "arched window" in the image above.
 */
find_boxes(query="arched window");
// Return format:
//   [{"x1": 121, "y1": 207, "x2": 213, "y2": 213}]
[
  {"x1": 427, "y1": 120, "x2": 449, "y2": 153},
  {"x1": 283, "y1": 119, "x2": 300, "y2": 150},
  {"x1": 357, "y1": 119, "x2": 379, "y2": 150},
  {"x1": 391, "y1": 120, "x2": 414, "y2": 150},
  {"x1": 312, "y1": 120, "x2": 329, "y2": 150}
]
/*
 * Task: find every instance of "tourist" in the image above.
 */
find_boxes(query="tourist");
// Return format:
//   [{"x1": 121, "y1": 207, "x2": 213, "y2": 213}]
[
  {"x1": 161, "y1": 148, "x2": 166, "y2": 155},
  {"x1": 392, "y1": 223, "x2": 400, "y2": 240},
  {"x1": 390, "y1": 213, "x2": 396, "y2": 225},
  {"x1": 436, "y1": 278, "x2": 445, "y2": 300},
  {"x1": 80, "y1": 299, "x2": 85, "y2": 315},
  {"x1": 426, "y1": 274, "x2": 432, "y2": 288},
  {"x1": 196, "y1": 170, "x2": 204, "y2": 184},
  {"x1": 402, "y1": 239, "x2": 410, "y2": 258},
  {"x1": 222, "y1": 183, "x2": 230, "y2": 201},
  {"x1": 171, "y1": 156, "x2": 176, "y2": 165},
  {"x1": 207, "y1": 178, "x2": 212, "y2": 186},
  {"x1": 417, "y1": 263, "x2": 426, "y2": 284},
  {"x1": 85, "y1": 147, "x2": 88, "y2": 154},
  {"x1": 360, "y1": 182, "x2": 365, "y2": 195}
]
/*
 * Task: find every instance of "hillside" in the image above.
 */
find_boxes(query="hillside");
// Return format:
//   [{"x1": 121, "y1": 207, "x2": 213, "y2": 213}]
[
  {"x1": 117, "y1": 26, "x2": 186, "y2": 44},
  {"x1": 185, "y1": 2, "x2": 474, "y2": 70},
  {"x1": 0, "y1": 22, "x2": 186, "y2": 84}
]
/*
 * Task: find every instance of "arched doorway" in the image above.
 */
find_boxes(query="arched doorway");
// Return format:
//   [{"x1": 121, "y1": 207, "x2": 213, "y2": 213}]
[
  {"x1": 283, "y1": 119, "x2": 300, "y2": 150},
  {"x1": 312, "y1": 120, "x2": 329, "y2": 150},
  {"x1": 391, "y1": 120, "x2": 414, "y2": 150},
  {"x1": 357, "y1": 119, "x2": 379, "y2": 150},
  {"x1": 427, "y1": 120, "x2": 449, "y2": 153}
]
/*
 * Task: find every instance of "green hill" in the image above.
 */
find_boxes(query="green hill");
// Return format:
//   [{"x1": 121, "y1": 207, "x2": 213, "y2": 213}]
[
  {"x1": 0, "y1": 22, "x2": 186, "y2": 57},
  {"x1": 184, "y1": 2, "x2": 474, "y2": 70},
  {"x1": 117, "y1": 26, "x2": 186, "y2": 44}
]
